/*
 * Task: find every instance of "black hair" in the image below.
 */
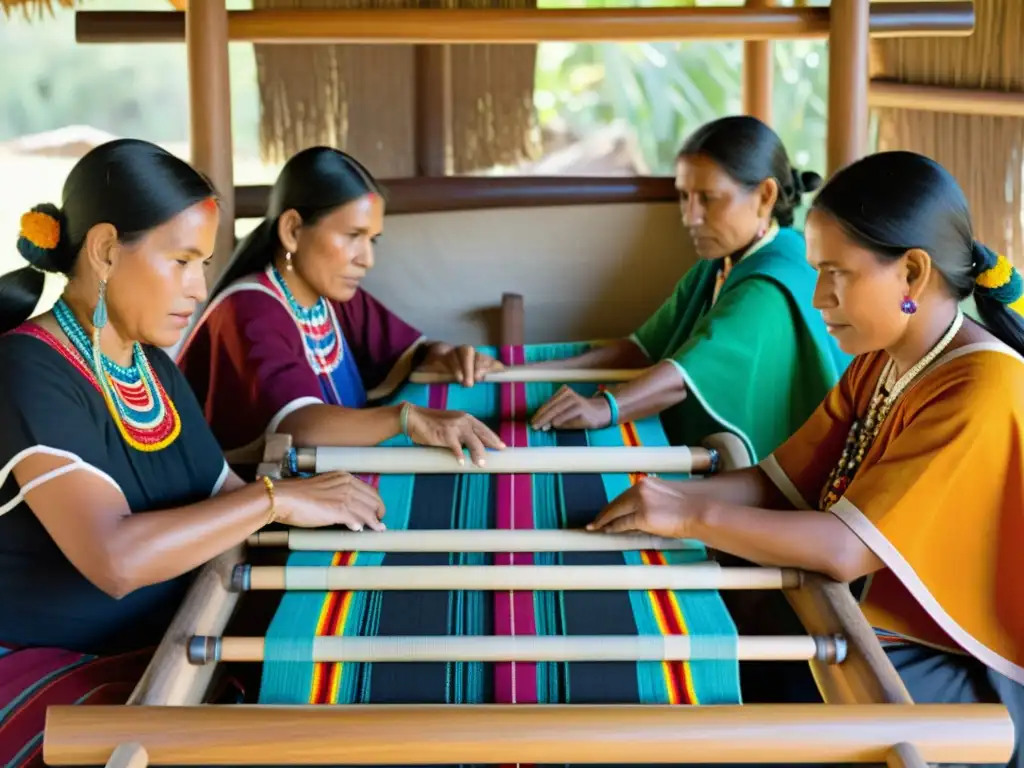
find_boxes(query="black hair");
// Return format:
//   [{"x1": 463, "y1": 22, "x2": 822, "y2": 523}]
[
  {"x1": 677, "y1": 115, "x2": 822, "y2": 228},
  {"x1": 811, "y1": 149, "x2": 1024, "y2": 356},
  {"x1": 2, "y1": 138, "x2": 218, "y2": 335},
  {"x1": 209, "y1": 146, "x2": 383, "y2": 301}
]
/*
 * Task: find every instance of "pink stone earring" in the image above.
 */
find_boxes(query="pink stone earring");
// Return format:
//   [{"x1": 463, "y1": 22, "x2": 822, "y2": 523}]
[{"x1": 900, "y1": 294, "x2": 918, "y2": 315}]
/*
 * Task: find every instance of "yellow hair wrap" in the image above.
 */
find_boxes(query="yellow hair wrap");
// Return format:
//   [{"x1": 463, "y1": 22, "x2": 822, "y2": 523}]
[
  {"x1": 1010, "y1": 292, "x2": 1024, "y2": 318},
  {"x1": 975, "y1": 252, "x2": 1014, "y2": 290},
  {"x1": 19, "y1": 210, "x2": 60, "y2": 251}
]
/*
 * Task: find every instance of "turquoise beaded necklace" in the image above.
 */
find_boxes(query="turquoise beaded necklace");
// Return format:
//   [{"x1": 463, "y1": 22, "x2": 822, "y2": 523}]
[{"x1": 52, "y1": 297, "x2": 180, "y2": 451}]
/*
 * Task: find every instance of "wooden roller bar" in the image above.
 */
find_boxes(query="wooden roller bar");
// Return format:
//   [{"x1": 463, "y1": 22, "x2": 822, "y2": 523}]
[
  {"x1": 247, "y1": 528, "x2": 702, "y2": 552},
  {"x1": 868, "y1": 80, "x2": 1024, "y2": 118},
  {"x1": 186, "y1": 633, "x2": 845, "y2": 664},
  {"x1": 410, "y1": 366, "x2": 646, "y2": 384},
  {"x1": 232, "y1": 563, "x2": 801, "y2": 592},
  {"x1": 75, "y1": 3, "x2": 975, "y2": 44},
  {"x1": 302, "y1": 445, "x2": 712, "y2": 475},
  {"x1": 43, "y1": 703, "x2": 1016, "y2": 766}
]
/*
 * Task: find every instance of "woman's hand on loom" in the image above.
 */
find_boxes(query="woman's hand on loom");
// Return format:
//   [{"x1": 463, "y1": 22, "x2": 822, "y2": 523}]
[
  {"x1": 419, "y1": 343, "x2": 504, "y2": 387},
  {"x1": 275, "y1": 472, "x2": 387, "y2": 531},
  {"x1": 405, "y1": 406, "x2": 506, "y2": 466},
  {"x1": 529, "y1": 386, "x2": 612, "y2": 431},
  {"x1": 586, "y1": 477, "x2": 700, "y2": 538}
]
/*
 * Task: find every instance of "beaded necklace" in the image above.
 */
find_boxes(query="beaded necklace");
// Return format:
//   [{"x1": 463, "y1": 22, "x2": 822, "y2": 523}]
[
  {"x1": 819, "y1": 308, "x2": 964, "y2": 511},
  {"x1": 52, "y1": 299, "x2": 181, "y2": 452},
  {"x1": 265, "y1": 264, "x2": 342, "y2": 376}
]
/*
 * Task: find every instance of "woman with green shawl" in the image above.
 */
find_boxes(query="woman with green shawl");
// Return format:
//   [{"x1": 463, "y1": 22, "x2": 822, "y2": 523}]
[{"x1": 529, "y1": 116, "x2": 852, "y2": 465}]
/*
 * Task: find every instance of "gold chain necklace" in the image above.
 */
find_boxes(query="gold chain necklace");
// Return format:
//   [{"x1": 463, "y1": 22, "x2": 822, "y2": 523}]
[{"x1": 820, "y1": 308, "x2": 964, "y2": 511}]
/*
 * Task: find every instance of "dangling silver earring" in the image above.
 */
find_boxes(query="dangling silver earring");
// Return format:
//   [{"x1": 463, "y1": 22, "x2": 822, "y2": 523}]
[{"x1": 284, "y1": 252, "x2": 294, "y2": 272}]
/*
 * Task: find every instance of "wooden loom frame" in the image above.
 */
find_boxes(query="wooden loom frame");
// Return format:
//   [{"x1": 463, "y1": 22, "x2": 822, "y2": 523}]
[
  {"x1": 42, "y1": 297, "x2": 1016, "y2": 766},
  {"x1": 39, "y1": 3, "x2": 1017, "y2": 766}
]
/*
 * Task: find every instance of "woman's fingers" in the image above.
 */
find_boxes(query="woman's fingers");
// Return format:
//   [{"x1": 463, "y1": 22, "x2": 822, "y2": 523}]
[
  {"x1": 444, "y1": 430, "x2": 467, "y2": 465},
  {"x1": 530, "y1": 386, "x2": 573, "y2": 429},
  {"x1": 535, "y1": 396, "x2": 581, "y2": 430},
  {"x1": 587, "y1": 489, "x2": 640, "y2": 531},
  {"x1": 457, "y1": 346, "x2": 476, "y2": 387},
  {"x1": 598, "y1": 512, "x2": 641, "y2": 534},
  {"x1": 474, "y1": 420, "x2": 506, "y2": 450},
  {"x1": 461, "y1": 429, "x2": 488, "y2": 467}
]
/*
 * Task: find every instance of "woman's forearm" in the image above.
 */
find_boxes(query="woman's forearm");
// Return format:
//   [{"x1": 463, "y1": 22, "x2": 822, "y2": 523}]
[
  {"x1": 528, "y1": 339, "x2": 651, "y2": 370},
  {"x1": 109, "y1": 482, "x2": 277, "y2": 595},
  {"x1": 670, "y1": 466, "x2": 792, "y2": 509},
  {"x1": 279, "y1": 403, "x2": 403, "y2": 447},
  {"x1": 691, "y1": 501, "x2": 881, "y2": 583},
  {"x1": 605, "y1": 360, "x2": 687, "y2": 423}
]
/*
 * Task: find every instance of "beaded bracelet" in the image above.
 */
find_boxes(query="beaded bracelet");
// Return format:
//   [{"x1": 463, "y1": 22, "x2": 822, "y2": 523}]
[
  {"x1": 599, "y1": 390, "x2": 621, "y2": 426},
  {"x1": 261, "y1": 475, "x2": 276, "y2": 526}
]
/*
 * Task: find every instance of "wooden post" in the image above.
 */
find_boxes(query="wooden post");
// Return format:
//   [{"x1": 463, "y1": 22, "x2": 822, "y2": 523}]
[
  {"x1": 414, "y1": 45, "x2": 453, "y2": 176},
  {"x1": 186, "y1": 0, "x2": 236, "y2": 279},
  {"x1": 826, "y1": 0, "x2": 870, "y2": 175},
  {"x1": 742, "y1": 0, "x2": 773, "y2": 123}
]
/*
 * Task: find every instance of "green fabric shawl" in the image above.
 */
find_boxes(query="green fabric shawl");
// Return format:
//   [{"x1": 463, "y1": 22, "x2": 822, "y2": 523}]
[{"x1": 632, "y1": 227, "x2": 852, "y2": 464}]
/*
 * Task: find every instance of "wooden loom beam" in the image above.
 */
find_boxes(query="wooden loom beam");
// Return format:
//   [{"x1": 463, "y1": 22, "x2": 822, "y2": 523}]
[
  {"x1": 868, "y1": 80, "x2": 1024, "y2": 118},
  {"x1": 827, "y1": 0, "x2": 871, "y2": 175},
  {"x1": 75, "y1": 3, "x2": 975, "y2": 44},
  {"x1": 43, "y1": 703, "x2": 1016, "y2": 766},
  {"x1": 742, "y1": 0, "x2": 773, "y2": 123},
  {"x1": 185, "y1": 0, "x2": 234, "y2": 278}
]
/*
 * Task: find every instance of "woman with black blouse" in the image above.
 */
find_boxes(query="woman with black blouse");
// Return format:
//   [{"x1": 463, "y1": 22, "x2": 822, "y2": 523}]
[{"x1": 0, "y1": 139, "x2": 381, "y2": 767}]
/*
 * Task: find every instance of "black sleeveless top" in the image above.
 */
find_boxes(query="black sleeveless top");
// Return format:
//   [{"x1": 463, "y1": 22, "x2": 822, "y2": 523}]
[{"x1": 0, "y1": 324, "x2": 228, "y2": 655}]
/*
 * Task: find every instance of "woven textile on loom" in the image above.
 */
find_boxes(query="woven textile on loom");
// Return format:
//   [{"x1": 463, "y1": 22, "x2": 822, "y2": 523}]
[{"x1": 258, "y1": 343, "x2": 742, "y2": 707}]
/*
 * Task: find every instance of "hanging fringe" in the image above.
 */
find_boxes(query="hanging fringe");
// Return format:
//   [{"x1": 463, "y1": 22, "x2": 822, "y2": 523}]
[
  {"x1": 1, "y1": 0, "x2": 75, "y2": 20},
  {"x1": 254, "y1": 0, "x2": 539, "y2": 177},
  {"x1": 872, "y1": 0, "x2": 1024, "y2": 264}
]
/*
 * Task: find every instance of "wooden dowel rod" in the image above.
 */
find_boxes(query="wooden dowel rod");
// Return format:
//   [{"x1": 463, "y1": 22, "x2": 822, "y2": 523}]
[
  {"x1": 309, "y1": 445, "x2": 710, "y2": 475},
  {"x1": 186, "y1": 633, "x2": 844, "y2": 664},
  {"x1": 887, "y1": 742, "x2": 932, "y2": 768},
  {"x1": 869, "y1": 80, "x2": 1024, "y2": 118},
  {"x1": 104, "y1": 742, "x2": 148, "y2": 768},
  {"x1": 74, "y1": 3, "x2": 975, "y2": 45},
  {"x1": 43, "y1": 703, "x2": 1016, "y2": 766},
  {"x1": 234, "y1": 563, "x2": 801, "y2": 592},
  {"x1": 246, "y1": 528, "x2": 703, "y2": 552},
  {"x1": 410, "y1": 366, "x2": 646, "y2": 383}
]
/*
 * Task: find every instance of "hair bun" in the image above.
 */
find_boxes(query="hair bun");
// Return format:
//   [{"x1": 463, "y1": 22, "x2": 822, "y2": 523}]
[
  {"x1": 16, "y1": 203, "x2": 68, "y2": 274},
  {"x1": 971, "y1": 240, "x2": 999, "y2": 276},
  {"x1": 791, "y1": 168, "x2": 823, "y2": 196},
  {"x1": 972, "y1": 240, "x2": 1024, "y2": 307}
]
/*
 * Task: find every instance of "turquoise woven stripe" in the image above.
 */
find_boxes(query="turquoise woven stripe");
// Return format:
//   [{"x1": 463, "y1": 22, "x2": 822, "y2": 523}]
[
  {"x1": 438, "y1": 372, "x2": 493, "y2": 704},
  {"x1": 259, "y1": 549, "x2": 332, "y2": 704}
]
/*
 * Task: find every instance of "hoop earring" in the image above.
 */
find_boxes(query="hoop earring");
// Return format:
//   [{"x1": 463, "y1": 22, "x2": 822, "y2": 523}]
[
  {"x1": 93, "y1": 279, "x2": 108, "y2": 329},
  {"x1": 284, "y1": 252, "x2": 294, "y2": 272},
  {"x1": 900, "y1": 295, "x2": 918, "y2": 315}
]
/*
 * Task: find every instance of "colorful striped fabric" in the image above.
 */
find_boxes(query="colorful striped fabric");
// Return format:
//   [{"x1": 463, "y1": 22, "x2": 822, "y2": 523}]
[
  {"x1": 0, "y1": 645, "x2": 153, "y2": 768},
  {"x1": 259, "y1": 343, "x2": 741, "y2": 708}
]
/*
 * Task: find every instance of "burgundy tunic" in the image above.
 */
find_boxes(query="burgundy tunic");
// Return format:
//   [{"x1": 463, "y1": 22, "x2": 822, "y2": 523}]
[{"x1": 177, "y1": 268, "x2": 425, "y2": 463}]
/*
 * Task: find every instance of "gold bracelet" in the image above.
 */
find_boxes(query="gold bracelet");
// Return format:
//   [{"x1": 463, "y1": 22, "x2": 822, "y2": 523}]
[{"x1": 261, "y1": 475, "x2": 276, "y2": 526}]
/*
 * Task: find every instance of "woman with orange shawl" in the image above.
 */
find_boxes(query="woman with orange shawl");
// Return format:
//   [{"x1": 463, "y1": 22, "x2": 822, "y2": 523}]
[{"x1": 589, "y1": 151, "x2": 1023, "y2": 767}]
